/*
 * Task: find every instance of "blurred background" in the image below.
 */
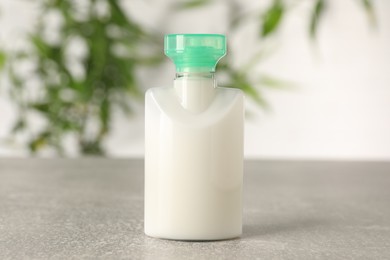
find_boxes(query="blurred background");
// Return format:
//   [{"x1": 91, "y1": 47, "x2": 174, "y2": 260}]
[{"x1": 0, "y1": 0, "x2": 389, "y2": 160}]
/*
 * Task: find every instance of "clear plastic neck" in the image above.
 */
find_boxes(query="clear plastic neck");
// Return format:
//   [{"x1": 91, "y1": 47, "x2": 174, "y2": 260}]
[
  {"x1": 173, "y1": 71, "x2": 216, "y2": 113},
  {"x1": 175, "y1": 71, "x2": 215, "y2": 80}
]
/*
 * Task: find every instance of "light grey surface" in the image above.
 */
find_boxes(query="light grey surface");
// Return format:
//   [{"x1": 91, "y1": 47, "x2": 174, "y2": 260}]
[{"x1": 0, "y1": 159, "x2": 389, "y2": 259}]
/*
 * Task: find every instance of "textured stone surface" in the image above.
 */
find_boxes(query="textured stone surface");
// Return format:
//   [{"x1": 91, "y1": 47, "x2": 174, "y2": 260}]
[{"x1": 0, "y1": 159, "x2": 389, "y2": 259}]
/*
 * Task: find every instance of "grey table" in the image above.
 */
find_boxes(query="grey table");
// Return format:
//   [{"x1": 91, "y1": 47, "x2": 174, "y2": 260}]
[{"x1": 0, "y1": 159, "x2": 389, "y2": 259}]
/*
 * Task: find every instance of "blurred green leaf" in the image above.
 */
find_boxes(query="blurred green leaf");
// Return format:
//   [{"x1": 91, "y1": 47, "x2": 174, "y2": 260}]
[
  {"x1": 174, "y1": 0, "x2": 212, "y2": 10},
  {"x1": 228, "y1": 1, "x2": 245, "y2": 30},
  {"x1": 100, "y1": 99, "x2": 110, "y2": 135},
  {"x1": 135, "y1": 55, "x2": 164, "y2": 66},
  {"x1": 11, "y1": 118, "x2": 26, "y2": 133},
  {"x1": 80, "y1": 141, "x2": 104, "y2": 155},
  {"x1": 309, "y1": 0, "x2": 326, "y2": 39},
  {"x1": 30, "y1": 102, "x2": 50, "y2": 113},
  {"x1": 228, "y1": 72, "x2": 270, "y2": 110},
  {"x1": 258, "y1": 75, "x2": 296, "y2": 90},
  {"x1": 29, "y1": 131, "x2": 51, "y2": 152},
  {"x1": 108, "y1": 0, "x2": 144, "y2": 36},
  {"x1": 8, "y1": 66, "x2": 23, "y2": 88},
  {"x1": 30, "y1": 35, "x2": 50, "y2": 57},
  {"x1": 15, "y1": 51, "x2": 29, "y2": 60},
  {"x1": 361, "y1": 0, "x2": 376, "y2": 27},
  {"x1": 0, "y1": 50, "x2": 6, "y2": 70},
  {"x1": 261, "y1": 0, "x2": 284, "y2": 37},
  {"x1": 241, "y1": 83, "x2": 269, "y2": 109}
]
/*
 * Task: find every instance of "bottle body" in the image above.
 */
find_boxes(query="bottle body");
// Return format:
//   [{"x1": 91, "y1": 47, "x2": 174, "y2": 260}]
[{"x1": 144, "y1": 75, "x2": 244, "y2": 240}]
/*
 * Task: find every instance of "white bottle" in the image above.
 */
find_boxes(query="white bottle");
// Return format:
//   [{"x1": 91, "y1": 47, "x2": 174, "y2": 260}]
[{"x1": 145, "y1": 34, "x2": 244, "y2": 240}]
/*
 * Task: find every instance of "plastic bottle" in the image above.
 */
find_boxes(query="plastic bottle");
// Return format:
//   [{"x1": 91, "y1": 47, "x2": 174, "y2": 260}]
[{"x1": 145, "y1": 34, "x2": 244, "y2": 240}]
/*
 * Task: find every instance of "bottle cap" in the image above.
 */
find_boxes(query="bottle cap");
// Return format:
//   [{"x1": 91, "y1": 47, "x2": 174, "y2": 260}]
[{"x1": 164, "y1": 34, "x2": 226, "y2": 72}]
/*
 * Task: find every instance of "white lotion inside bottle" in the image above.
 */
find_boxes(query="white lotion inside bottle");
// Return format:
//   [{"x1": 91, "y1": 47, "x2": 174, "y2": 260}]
[{"x1": 145, "y1": 34, "x2": 244, "y2": 240}]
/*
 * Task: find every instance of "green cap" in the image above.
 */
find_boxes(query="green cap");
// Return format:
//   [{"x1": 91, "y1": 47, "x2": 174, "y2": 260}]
[{"x1": 164, "y1": 34, "x2": 226, "y2": 72}]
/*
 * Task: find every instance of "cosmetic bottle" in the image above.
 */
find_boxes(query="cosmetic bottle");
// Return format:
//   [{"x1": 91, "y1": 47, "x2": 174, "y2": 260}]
[{"x1": 145, "y1": 34, "x2": 244, "y2": 240}]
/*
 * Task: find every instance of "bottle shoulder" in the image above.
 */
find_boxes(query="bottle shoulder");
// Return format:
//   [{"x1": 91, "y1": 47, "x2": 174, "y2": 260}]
[
  {"x1": 146, "y1": 86, "x2": 243, "y2": 97},
  {"x1": 216, "y1": 86, "x2": 244, "y2": 95},
  {"x1": 146, "y1": 86, "x2": 243, "y2": 108},
  {"x1": 145, "y1": 86, "x2": 243, "y2": 125}
]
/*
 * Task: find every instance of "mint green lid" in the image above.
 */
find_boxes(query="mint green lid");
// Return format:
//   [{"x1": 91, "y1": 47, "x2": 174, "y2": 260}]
[{"x1": 164, "y1": 34, "x2": 226, "y2": 72}]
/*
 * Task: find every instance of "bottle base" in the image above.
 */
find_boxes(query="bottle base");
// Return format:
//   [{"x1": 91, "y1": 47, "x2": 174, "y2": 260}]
[{"x1": 144, "y1": 230, "x2": 242, "y2": 241}]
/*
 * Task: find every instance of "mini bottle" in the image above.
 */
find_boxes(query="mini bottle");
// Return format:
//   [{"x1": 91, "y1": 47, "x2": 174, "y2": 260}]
[{"x1": 145, "y1": 34, "x2": 244, "y2": 240}]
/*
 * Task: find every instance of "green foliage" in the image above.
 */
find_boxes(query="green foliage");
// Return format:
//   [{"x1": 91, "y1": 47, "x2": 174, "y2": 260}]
[
  {"x1": 310, "y1": 0, "x2": 326, "y2": 39},
  {"x1": 218, "y1": 59, "x2": 270, "y2": 110},
  {"x1": 0, "y1": 51, "x2": 5, "y2": 70},
  {"x1": 261, "y1": 0, "x2": 284, "y2": 37},
  {"x1": 361, "y1": 0, "x2": 376, "y2": 26},
  {"x1": 7, "y1": 0, "x2": 162, "y2": 155},
  {"x1": 257, "y1": 75, "x2": 296, "y2": 90},
  {"x1": 174, "y1": 0, "x2": 212, "y2": 10},
  {"x1": 3, "y1": 0, "x2": 376, "y2": 156}
]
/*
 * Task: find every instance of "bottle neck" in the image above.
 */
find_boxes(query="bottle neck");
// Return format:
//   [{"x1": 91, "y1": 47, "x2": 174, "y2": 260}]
[{"x1": 174, "y1": 71, "x2": 216, "y2": 113}]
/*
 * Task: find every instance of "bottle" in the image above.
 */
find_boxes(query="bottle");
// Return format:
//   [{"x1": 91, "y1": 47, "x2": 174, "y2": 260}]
[{"x1": 145, "y1": 34, "x2": 244, "y2": 240}]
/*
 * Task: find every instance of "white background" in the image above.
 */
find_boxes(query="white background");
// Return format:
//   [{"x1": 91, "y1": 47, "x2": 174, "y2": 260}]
[{"x1": 0, "y1": 0, "x2": 389, "y2": 159}]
